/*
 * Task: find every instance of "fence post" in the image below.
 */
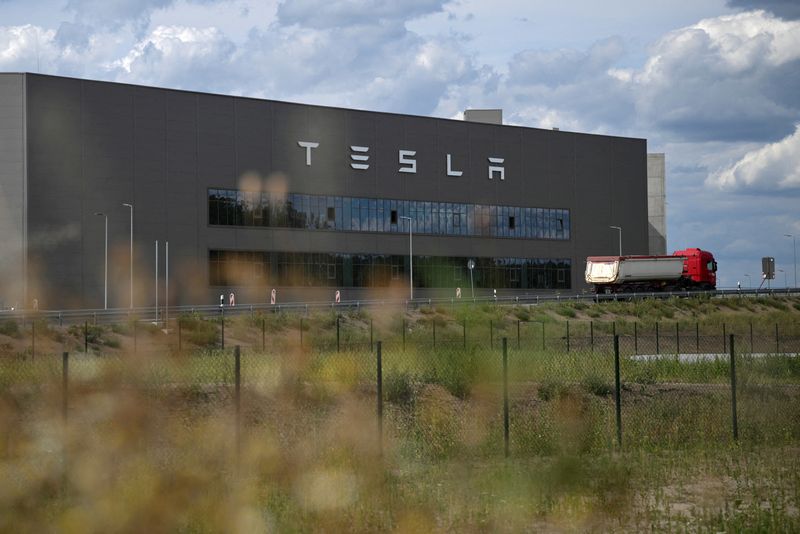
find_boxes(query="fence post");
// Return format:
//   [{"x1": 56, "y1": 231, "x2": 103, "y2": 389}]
[
  {"x1": 614, "y1": 335, "x2": 622, "y2": 449},
  {"x1": 696, "y1": 322, "x2": 700, "y2": 352},
  {"x1": 566, "y1": 321, "x2": 570, "y2": 353},
  {"x1": 655, "y1": 322, "x2": 659, "y2": 355},
  {"x1": 62, "y1": 350, "x2": 69, "y2": 495},
  {"x1": 541, "y1": 322, "x2": 545, "y2": 351},
  {"x1": 775, "y1": 323, "x2": 779, "y2": 354},
  {"x1": 62, "y1": 351, "x2": 69, "y2": 423},
  {"x1": 502, "y1": 337, "x2": 509, "y2": 458},
  {"x1": 729, "y1": 334, "x2": 738, "y2": 441},
  {"x1": 234, "y1": 345, "x2": 241, "y2": 467},
  {"x1": 84, "y1": 321, "x2": 88, "y2": 353},
  {"x1": 723, "y1": 323, "x2": 727, "y2": 353},
  {"x1": 337, "y1": 315, "x2": 341, "y2": 353},
  {"x1": 376, "y1": 341, "x2": 383, "y2": 455}
]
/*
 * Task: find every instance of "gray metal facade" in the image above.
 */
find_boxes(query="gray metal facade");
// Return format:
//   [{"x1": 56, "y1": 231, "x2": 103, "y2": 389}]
[{"x1": 0, "y1": 73, "x2": 649, "y2": 309}]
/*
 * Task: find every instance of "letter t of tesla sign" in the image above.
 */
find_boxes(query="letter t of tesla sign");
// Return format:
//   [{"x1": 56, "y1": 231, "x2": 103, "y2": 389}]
[{"x1": 298, "y1": 141, "x2": 319, "y2": 166}]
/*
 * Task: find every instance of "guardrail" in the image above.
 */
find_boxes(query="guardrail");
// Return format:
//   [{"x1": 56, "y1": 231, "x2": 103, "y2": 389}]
[{"x1": 0, "y1": 287, "x2": 797, "y2": 326}]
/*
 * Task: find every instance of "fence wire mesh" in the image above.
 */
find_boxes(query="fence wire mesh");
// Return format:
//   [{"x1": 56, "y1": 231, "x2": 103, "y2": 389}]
[{"x1": 2, "y1": 323, "x2": 798, "y2": 460}]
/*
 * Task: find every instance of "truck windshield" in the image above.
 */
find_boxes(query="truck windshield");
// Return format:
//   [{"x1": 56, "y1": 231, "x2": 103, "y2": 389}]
[{"x1": 707, "y1": 261, "x2": 717, "y2": 272}]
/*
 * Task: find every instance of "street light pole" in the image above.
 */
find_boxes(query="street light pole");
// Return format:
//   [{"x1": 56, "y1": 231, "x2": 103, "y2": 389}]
[
  {"x1": 123, "y1": 203, "x2": 133, "y2": 308},
  {"x1": 609, "y1": 226, "x2": 622, "y2": 256},
  {"x1": 94, "y1": 212, "x2": 108, "y2": 309},
  {"x1": 400, "y1": 216, "x2": 413, "y2": 301},
  {"x1": 785, "y1": 234, "x2": 797, "y2": 288}
]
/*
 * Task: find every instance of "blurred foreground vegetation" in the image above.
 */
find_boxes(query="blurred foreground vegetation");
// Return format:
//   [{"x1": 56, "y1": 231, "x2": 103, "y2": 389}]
[{"x1": 1, "y1": 295, "x2": 799, "y2": 531}]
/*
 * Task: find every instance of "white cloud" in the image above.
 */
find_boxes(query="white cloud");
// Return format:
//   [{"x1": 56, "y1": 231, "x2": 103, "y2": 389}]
[
  {"x1": 632, "y1": 10, "x2": 800, "y2": 142},
  {"x1": 707, "y1": 125, "x2": 800, "y2": 191}
]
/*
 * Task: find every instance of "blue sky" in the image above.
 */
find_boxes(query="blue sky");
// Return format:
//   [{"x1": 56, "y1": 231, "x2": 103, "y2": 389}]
[{"x1": 1, "y1": 0, "x2": 798, "y2": 288}]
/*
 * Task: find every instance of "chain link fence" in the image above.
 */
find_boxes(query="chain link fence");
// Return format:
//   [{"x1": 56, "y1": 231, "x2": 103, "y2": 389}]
[{"x1": 2, "y1": 328, "x2": 798, "y2": 463}]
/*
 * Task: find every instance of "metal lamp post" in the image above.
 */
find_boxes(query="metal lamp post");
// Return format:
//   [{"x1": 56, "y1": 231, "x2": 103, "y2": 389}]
[
  {"x1": 400, "y1": 216, "x2": 413, "y2": 301},
  {"x1": 785, "y1": 234, "x2": 797, "y2": 288},
  {"x1": 609, "y1": 225, "x2": 622, "y2": 256},
  {"x1": 94, "y1": 212, "x2": 108, "y2": 309},
  {"x1": 123, "y1": 203, "x2": 133, "y2": 308}
]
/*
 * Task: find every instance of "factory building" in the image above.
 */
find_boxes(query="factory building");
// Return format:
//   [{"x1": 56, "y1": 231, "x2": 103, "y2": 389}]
[{"x1": 0, "y1": 73, "x2": 649, "y2": 309}]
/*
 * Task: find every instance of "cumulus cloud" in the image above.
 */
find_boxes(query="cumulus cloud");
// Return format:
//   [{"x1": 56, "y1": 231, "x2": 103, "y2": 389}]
[
  {"x1": 707, "y1": 125, "x2": 800, "y2": 191},
  {"x1": 112, "y1": 25, "x2": 239, "y2": 90},
  {"x1": 632, "y1": 10, "x2": 800, "y2": 142},
  {"x1": 507, "y1": 36, "x2": 626, "y2": 88}
]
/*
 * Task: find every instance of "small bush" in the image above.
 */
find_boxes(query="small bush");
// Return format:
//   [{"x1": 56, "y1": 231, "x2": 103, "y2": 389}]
[
  {"x1": 178, "y1": 314, "x2": 218, "y2": 346},
  {"x1": 555, "y1": 306, "x2": 577, "y2": 318},
  {"x1": 110, "y1": 322, "x2": 130, "y2": 335},
  {"x1": 514, "y1": 308, "x2": 531, "y2": 321},
  {"x1": 538, "y1": 379, "x2": 569, "y2": 401},
  {"x1": 385, "y1": 371, "x2": 415, "y2": 405},
  {"x1": 581, "y1": 374, "x2": 613, "y2": 397},
  {"x1": 0, "y1": 320, "x2": 20, "y2": 338},
  {"x1": 628, "y1": 366, "x2": 657, "y2": 385}
]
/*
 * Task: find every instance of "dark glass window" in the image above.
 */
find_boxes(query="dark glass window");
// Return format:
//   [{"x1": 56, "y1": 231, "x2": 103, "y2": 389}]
[{"x1": 207, "y1": 188, "x2": 570, "y2": 242}]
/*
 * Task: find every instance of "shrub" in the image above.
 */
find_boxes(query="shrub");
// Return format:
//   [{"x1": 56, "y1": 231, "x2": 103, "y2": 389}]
[
  {"x1": 385, "y1": 371, "x2": 415, "y2": 405},
  {"x1": 422, "y1": 347, "x2": 485, "y2": 399},
  {"x1": 556, "y1": 306, "x2": 576, "y2": 318},
  {"x1": 178, "y1": 314, "x2": 218, "y2": 347},
  {"x1": 0, "y1": 320, "x2": 20, "y2": 338},
  {"x1": 538, "y1": 379, "x2": 569, "y2": 401},
  {"x1": 514, "y1": 308, "x2": 531, "y2": 321},
  {"x1": 581, "y1": 373, "x2": 613, "y2": 396}
]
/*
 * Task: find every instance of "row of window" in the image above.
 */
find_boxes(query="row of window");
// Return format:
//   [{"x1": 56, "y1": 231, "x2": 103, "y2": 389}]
[
  {"x1": 208, "y1": 189, "x2": 570, "y2": 240},
  {"x1": 209, "y1": 250, "x2": 571, "y2": 290}
]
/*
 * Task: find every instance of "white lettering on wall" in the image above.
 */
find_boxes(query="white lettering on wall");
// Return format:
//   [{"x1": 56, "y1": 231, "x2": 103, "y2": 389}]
[
  {"x1": 399, "y1": 150, "x2": 417, "y2": 173},
  {"x1": 446, "y1": 154, "x2": 463, "y2": 177},
  {"x1": 488, "y1": 157, "x2": 505, "y2": 180},
  {"x1": 350, "y1": 145, "x2": 370, "y2": 170},
  {"x1": 298, "y1": 141, "x2": 319, "y2": 166}
]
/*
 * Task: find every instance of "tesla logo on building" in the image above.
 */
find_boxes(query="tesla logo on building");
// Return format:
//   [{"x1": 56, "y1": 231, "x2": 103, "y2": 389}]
[{"x1": 297, "y1": 141, "x2": 505, "y2": 179}]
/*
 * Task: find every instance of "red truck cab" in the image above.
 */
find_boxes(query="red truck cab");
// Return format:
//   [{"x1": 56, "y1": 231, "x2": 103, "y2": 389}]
[{"x1": 674, "y1": 248, "x2": 717, "y2": 289}]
